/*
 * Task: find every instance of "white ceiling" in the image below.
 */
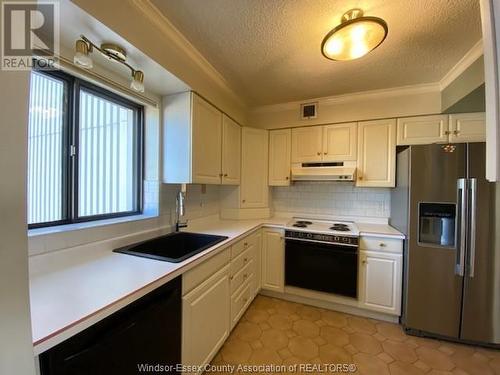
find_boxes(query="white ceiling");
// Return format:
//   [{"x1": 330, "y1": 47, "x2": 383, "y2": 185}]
[{"x1": 151, "y1": 0, "x2": 482, "y2": 107}]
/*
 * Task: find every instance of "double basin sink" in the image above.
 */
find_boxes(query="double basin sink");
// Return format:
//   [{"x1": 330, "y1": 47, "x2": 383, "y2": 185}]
[{"x1": 113, "y1": 232, "x2": 228, "y2": 263}]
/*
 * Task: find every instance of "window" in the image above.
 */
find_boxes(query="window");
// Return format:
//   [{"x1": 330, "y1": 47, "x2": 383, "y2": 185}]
[{"x1": 27, "y1": 70, "x2": 143, "y2": 228}]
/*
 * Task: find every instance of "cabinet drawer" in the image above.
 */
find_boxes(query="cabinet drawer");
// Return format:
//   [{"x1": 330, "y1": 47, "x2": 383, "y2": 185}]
[
  {"x1": 231, "y1": 232, "x2": 259, "y2": 259},
  {"x1": 230, "y1": 275, "x2": 254, "y2": 328},
  {"x1": 230, "y1": 248, "x2": 253, "y2": 276},
  {"x1": 230, "y1": 259, "x2": 253, "y2": 295},
  {"x1": 183, "y1": 247, "x2": 231, "y2": 295},
  {"x1": 359, "y1": 237, "x2": 403, "y2": 253}
]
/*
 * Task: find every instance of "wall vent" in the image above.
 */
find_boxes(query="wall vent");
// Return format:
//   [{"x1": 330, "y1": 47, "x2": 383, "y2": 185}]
[{"x1": 300, "y1": 102, "x2": 317, "y2": 120}]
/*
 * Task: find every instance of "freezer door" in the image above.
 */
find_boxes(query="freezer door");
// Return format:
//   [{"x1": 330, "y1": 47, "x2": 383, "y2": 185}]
[
  {"x1": 404, "y1": 144, "x2": 466, "y2": 338},
  {"x1": 460, "y1": 143, "x2": 500, "y2": 344}
]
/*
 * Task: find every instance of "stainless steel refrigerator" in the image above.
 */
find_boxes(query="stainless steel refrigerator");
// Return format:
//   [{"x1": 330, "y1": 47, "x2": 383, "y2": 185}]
[{"x1": 391, "y1": 143, "x2": 500, "y2": 346}]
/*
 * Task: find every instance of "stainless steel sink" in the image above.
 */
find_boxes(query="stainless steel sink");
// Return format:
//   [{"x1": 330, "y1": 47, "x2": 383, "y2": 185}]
[{"x1": 113, "y1": 232, "x2": 228, "y2": 263}]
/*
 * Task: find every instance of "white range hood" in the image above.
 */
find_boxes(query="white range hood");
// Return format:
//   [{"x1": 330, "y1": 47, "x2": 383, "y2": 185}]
[{"x1": 291, "y1": 162, "x2": 356, "y2": 181}]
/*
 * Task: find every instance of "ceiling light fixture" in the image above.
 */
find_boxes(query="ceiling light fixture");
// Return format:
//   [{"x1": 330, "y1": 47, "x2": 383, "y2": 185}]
[
  {"x1": 321, "y1": 8, "x2": 388, "y2": 61},
  {"x1": 73, "y1": 35, "x2": 145, "y2": 92}
]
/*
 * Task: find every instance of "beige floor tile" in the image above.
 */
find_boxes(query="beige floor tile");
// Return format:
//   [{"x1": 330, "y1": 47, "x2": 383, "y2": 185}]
[
  {"x1": 376, "y1": 322, "x2": 408, "y2": 342},
  {"x1": 382, "y1": 340, "x2": 418, "y2": 363},
  {"x1": 416, "y1": 346, "x2": 455, "y2": 371},
  {"x1": 245, "y1": 307, "x2": 270, "y2": 324},
  {"x1": 260, "y1": 329, "x2": 289, "y2": 350},
  {"x1": 452, "y1": 352, "x2": 495, "y2": 375},
  {"x1": 389, "y1": 361, "x2": 427, "y2": 375},
  {"x1": 234, "y1": 321, "x2": 262, "y2": 342},
  {"x1": 318, "y1": 343, "x2": 352, "y2": 363},
  {"x1": 248, "y1": 347, "x2": 283, "y2": 366},
  {"x1": 490, "y1": 358, "x2": 500, "y2": 374},
  {"x1": 296, "y1": 305, "x2": 321, "y2": 321},
  {"x1": 288, "y1": 335, "x2": 319, "y2": 360},
  {"x1": 292, "y1": 319, "x2": 319, "y2": 338},
  {"x1": 377, "y1": 352, "x2": 394, "y2": 364},
  {"x1": 350, "y1": 332, "x2": 383, "y2": 354},
  {"x1": 320, "y1": 310, "x2": 348, "y2": 328},
  {"x1": 320, "y1": 325, "x2": 350, "y2": 346},
  {"x1": 268, "y1": 314, "x2": 293, "y2": 330},
  {"x1": 220, "y1": 338, "x2": 252, "y2": 364},
  {"x1": 277, "y1": 347, "x2": 292, "y2": 359},
  {"x1": 348, "y1": 316, "x2": 377, "y2": 334},
  {"x1": 353, "y1": 352, "x2": 390, "y2": 375}
]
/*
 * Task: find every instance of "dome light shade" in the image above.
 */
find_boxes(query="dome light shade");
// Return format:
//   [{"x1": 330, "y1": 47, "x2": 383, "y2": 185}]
[{"x1": 321, "y1": 9, "x2": 388, "y2": 61}]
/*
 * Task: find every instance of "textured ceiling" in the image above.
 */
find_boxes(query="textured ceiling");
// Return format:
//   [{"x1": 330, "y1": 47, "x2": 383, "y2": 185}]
[{"x1": 151, "y1": 0, "x2": 482, "y2": 107}]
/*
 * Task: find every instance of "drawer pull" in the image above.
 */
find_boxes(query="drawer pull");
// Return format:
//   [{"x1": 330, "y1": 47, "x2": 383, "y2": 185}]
[
  {"x1": 243, "y1": 297, "x2": 248, "y2": 303},
  {"x1": 317, "y1": 152, "x2": 321, "y2": 156},
  {"x1": 243, "y1": 273, "x2": 248, "y2": 279},
  {"x1": 362, "y1": 260, "x2": 367, "y2": 265},
  {"x1": 379, "y1": 243, "x2": 387, "y2": 247},
  {"x1": 244, "y1": 242, "x2": 248, "y2": 247},
  {"x1": 229, "y1": 275, "x2": 234, "y2": 280},
  {"x1": 244, "y1": 257, "x2": 248, "y2": 263}
]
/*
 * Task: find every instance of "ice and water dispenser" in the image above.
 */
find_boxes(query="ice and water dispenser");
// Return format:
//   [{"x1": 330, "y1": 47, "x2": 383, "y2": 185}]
[{"x1": 418, "y1": 203, "x2": 456, "y2": 248}]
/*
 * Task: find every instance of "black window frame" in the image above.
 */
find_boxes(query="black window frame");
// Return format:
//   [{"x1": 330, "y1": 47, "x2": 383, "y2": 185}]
[{"x1": 28, "y1": 69, "x2": 144, "y2": 229}]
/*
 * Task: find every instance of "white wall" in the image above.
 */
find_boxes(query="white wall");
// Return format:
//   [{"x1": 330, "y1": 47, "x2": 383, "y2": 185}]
[
  {"x1": 272, "y1": 182, "x2": 391, "y2": 219},
  {"x1": 249, "y1": 85, "x2": 442, "y2": 129},
  {"x1": 0, "y1": 70, "x2": 36, "y2": 374}
]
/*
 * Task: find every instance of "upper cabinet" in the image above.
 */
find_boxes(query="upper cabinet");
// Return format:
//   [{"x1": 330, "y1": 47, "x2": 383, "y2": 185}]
[
  {"x1": 357, "y1": 119, "x2": 396, "y2": 187},
  {"x1": 163, "y1": 92, "x2": 241, "y2": 185},
  {"x1": 268, "y1": 129, "x2": 291, "y2": 186},
  {"x1": 191, "y1": 94, "x2": 223, "y2": 184},
  {"x1": 449, "y1": 113, "x2": 486, "y2": 143},
  {"x1": 397, "y1": 115, "x2": 449, "y2": 145},
  {"x1": 291, "y1": 126, "x2": 322, "y2": 162},
  {"x1": 291, "y1": 123, "x2": 357, "y2": 163},
  {"x1": 241, "y1": 127, "x2": 269, "y2": 208},
  {"x1": 322, "y1": 123, "x2": 357, "y2": 161},
  {"x1": 397, "y1": 113, "x2": 485, "y2": 146},
  {"x1": 221, "y1": 115, "x2": 241, "y2": 185}
]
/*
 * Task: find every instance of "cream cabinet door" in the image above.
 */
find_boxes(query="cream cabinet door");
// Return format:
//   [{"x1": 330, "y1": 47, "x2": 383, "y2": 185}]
[
  {"x1": 269, "y1": 129, "x2": 291, "y2": 186},
  {"x1": 357, "y1": 119, "x2": 396, "y2": 187},
  {"x1": 359, "y1": 251, "x2": 402, "y2": 316},
  {"x1": 291, "y1": 126, "x2": 323, "y2": 162},
  {"x1": 396, "y1": 115, "x2": 449, "y2": 145},
  {"x1": 192, "y1": 94, "x2": 222, "y2": 184},
  {"x1": 322, "y1": 123, "x2": 357, "y2": 161},
  {"x1": 449, "y1": 113, "x2": 486, "y2": 143},
  {"x1": 261, "y1": 228, "x2": 284, "y2": 293},
  {"x1": 221, "y1": 115, "x2": 241, "y2": 185},
  {"x1": 241, "y1": 128, "x2": 269, "y2": 208},
  {"x1": 253, "y1": 231, "x2": 262, "y2": 294},
  {"x1": 182, "y1": 265, "x2": 230, "y2": 373}
]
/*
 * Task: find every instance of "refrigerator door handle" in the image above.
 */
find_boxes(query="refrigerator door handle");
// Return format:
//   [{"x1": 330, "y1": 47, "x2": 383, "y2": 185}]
[
  {"x1": 456, "y1": 178, "x2": 467, "y2": 276},
  {"x1": 468, "y1": 178, "x2": 477, "y2": 278}
]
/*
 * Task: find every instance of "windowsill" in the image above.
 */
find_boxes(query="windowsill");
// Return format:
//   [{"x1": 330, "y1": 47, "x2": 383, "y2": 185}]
[{"x1": 28, "y1": 210, "x2": 159, "y2": 238}]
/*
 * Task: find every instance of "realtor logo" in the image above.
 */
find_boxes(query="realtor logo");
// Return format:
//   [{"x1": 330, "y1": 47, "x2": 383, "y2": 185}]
[{"x1": 1, "y1": 1, "x2": 59, "y2": 70}]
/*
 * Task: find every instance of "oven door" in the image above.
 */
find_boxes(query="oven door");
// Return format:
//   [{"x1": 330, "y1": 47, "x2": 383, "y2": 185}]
[{"x1": 285, "y1": 239, "x2": 358, "y2": 298}]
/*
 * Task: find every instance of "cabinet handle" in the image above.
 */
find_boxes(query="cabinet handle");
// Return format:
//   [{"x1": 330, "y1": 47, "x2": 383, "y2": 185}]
[
  {"x1": 229, "y1": 275, "x2": 234, "y2": 280},
  {"x1": 244, "y1": 257, "x2": 248, "y2": 263},
  {"x1": 219, "y1": 173, "x2": 223, "y2": 177},
  {"x1": 362, "y1": 260, "x2": 367, "y2": 265},
  {"x1": 453, "y1": 130, "x2": 460, "y2": 135},
  {"x1": 285, "y1": 176, "x2": 289, "y2": 180},
  {"x1": 324, "y1": 152, "x2": 327, "y2": 155},
  {"x1": 358, "y1": 176, "x2": 363, "y2": 180},
  {"x1": 244, "y1": 242, "x2": 248, "y2": 247},
  {"x1": 243, "y1": 273, "x2": 248, "y2": 279},
  {"x1": 242, "y1": 199, "x2": 246, "y2": 203},
  {"x1": 317, "y1": 152, "x2": 321, "y2": 155},
  {"x1": 379, "y1": 242, "x2": 387, "y2": 247},
  {"x1": 444, "y1": 130, "x2": 451, "y2": 135},
  {"x1": 243, "y1": 297, "x2": 248, "y2": 303},
  {"x1": 224, "y1": 173, "x2": 228, "y2": 177}
]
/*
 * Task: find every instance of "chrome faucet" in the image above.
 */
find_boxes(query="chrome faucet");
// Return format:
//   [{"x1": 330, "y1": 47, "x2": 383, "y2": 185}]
[{"x1": 175, "y1": 184, "x2": 188, "y2": 231}]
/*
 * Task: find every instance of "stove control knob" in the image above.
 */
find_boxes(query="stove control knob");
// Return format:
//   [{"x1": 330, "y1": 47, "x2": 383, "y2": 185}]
[{"x1": 306, "y1": 233, "x2": 313, "y2": 239}]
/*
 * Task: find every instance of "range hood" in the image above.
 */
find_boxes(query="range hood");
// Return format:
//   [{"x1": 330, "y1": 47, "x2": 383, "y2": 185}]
[{"x1": 291, "y1": 162, "x2": 356, "y2": 181}]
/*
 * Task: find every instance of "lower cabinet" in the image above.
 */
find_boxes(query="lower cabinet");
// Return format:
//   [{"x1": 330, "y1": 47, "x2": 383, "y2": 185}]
[
  {"x1": 261, "y1": 228, "x2": 285, "y2": 292},
  {"x1": 358, "y1": 250, "x2": 402, "y2": 315},
  {"x1": 182, "y1": 264, "x2": 230, "y2": 373}
]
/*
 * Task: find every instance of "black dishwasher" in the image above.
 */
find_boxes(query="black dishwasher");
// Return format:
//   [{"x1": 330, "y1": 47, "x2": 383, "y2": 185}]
[{"x1": 40, "y1": 276, "x2": 182, "y2": 375}]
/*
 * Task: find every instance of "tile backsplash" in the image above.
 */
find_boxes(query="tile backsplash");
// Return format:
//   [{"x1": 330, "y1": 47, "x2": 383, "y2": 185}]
[{"x1": 272, "y1": 181, "x2": 391, "y2": 218}]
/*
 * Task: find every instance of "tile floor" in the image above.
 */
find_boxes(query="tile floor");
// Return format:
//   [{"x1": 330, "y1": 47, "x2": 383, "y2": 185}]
[{"x1": 210, "y1": 296, "x2": 500, "y2": 375}]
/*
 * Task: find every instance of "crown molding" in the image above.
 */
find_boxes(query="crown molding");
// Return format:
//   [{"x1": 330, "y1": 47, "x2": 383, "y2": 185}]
[
  {"x1": 439, "y1": 39, "x2": 484, "y2": 90},
  {"x1": 251, "y1": 83, "x2": 441, "y2": 114},
  {"x1": 130, "y1": 0, "x2": 245, "y2": 107}
]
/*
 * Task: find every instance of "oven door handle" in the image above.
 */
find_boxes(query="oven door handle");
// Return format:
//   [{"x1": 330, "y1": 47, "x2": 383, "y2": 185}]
[{"x1": 285, "y1": 237, "x2": 358, "y2": 248}]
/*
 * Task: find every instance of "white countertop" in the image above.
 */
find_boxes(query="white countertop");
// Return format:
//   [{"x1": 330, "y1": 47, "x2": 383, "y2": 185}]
[
  {"x1": 29, "y1": 215, "x2": 401, "y2": 354},
  {"x1": 357, "y1": 222, "x2": 405, "y2": 239}
]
